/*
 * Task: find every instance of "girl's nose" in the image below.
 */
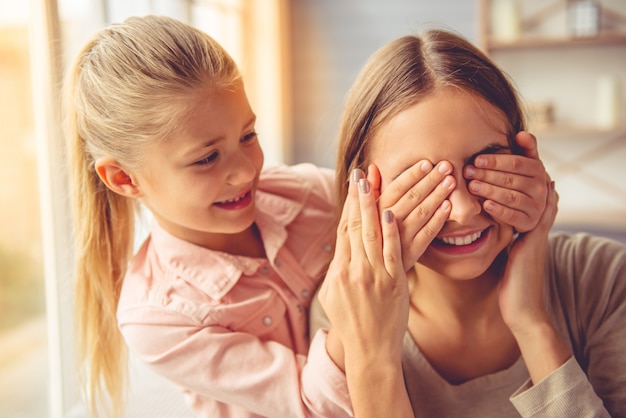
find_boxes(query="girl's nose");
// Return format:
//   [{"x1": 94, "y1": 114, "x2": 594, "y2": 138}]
[{"x1": 227, "y1": 150, "x2": 257, "y2": 185}]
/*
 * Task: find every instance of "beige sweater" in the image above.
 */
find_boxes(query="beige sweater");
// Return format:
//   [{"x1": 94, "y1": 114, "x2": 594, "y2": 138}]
[{"x1": 310, "y1": 233, "x2": 626, "y2": 417}]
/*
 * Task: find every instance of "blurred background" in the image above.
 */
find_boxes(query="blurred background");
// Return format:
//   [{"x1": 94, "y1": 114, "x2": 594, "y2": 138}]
[{"x1": 1, "y1": 0, "x2": 624, "y2": 417}]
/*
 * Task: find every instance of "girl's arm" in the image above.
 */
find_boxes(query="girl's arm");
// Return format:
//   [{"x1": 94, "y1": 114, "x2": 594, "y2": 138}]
[{"x1": 318, "y1": 168, "x2": 413, "y2": 418}]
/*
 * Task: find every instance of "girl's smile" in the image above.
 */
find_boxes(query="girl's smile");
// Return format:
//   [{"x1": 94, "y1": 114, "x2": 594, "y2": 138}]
[{"x1": 214, "y1": 190, "x2": 254, "y2": 210}]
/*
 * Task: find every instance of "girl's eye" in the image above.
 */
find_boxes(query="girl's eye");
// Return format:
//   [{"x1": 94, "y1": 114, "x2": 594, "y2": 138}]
[
  {"x1": 195, "y1": 151, "x2": 219, "y2": 166},
  {"x1": 242, "y1": 131, "x2": 258, "y2": 143}
]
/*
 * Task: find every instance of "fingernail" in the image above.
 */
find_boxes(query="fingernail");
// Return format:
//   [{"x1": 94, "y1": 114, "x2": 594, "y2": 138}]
[
  {"x1": 442, "y1": 176, "x2": 454, "y2": 189},
  {"x1": 475, "y1": 156, "x2": 486, "y2": 168},
  {"x1": 484, "y1": 201, "x2": 495, "y2": 211},
  {"x1": 358, "y1": 178, "x2": 370, "y2": 194},
  {"x1": 470, "y1": 181, "x2": 481, "y2": 192},
  {"x1": 438, "y1": 161, "x2": 451, "y2": 174},
  {"x1": 465, "y1": 166, "x2": 475, "y2": 178},
  {"x1": 420, "y1": 161, "x2": 432, "y2": 172},
  {"x1": 383, "y1": 209, "x2": 394, "y2": 223},
  {"x1": 352, "y1": 168, "x2": 364, "y2": 183}
]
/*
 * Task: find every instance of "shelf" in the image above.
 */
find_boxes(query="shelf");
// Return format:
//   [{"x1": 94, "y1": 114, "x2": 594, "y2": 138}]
[
  {"x1": 486, "y1": 32, "x2": 626, "y2": 52},
  {"x1": 529, "y1": 124, "x2": 626, "y2": 138}
]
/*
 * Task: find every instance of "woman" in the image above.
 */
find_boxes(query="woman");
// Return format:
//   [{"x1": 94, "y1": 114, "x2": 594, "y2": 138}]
[{"x1": 314, "y1": 29, "x2": 626, "y2": 417}]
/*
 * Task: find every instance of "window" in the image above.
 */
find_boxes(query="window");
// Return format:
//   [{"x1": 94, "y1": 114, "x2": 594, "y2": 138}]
[{"x1": 0, "y1": 1, "x2": 289, "y2": 416}]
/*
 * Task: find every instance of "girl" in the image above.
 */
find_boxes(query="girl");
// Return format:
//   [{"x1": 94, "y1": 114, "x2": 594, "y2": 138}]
[
  {"x1": 65, "y1": 15, "x2": 551, "y2": 418},
  {"x1": 314, "y1": 29, "x2": 626, "y2": 417}
]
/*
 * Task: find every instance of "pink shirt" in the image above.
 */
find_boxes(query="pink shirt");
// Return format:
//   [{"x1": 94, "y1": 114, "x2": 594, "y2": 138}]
[{"x1": 118, "y1": 164, "x2": 352, "y2": 417}]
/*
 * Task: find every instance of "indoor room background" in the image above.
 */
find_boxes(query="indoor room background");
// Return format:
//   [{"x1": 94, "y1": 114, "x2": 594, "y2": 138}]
[{"x1": 1, "y1": 1, "x2": 624, "y2": 417}]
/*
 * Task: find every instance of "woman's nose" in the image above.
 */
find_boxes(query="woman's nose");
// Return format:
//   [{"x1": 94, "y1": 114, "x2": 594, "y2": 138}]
[{"x1": 447, "y1": 179, "x2": 482, "y2": 225}]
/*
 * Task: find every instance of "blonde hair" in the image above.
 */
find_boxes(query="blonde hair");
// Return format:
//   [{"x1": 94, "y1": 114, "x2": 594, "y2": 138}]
[
  {"x1": 335, "y1": 29, "x2": 525, "y2": 206},
  {"x1": 64, "y1": 15, "x2": 240, "y2": 417}
]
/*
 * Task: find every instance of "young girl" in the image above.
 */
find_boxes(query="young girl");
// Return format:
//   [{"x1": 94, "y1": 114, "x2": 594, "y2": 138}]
[
  {"x1": 65, "y1": 15, "x2": 552, "y2": 418},
  {"x1": 314, "y1": 29, "x2": 626, "y2": 417}
]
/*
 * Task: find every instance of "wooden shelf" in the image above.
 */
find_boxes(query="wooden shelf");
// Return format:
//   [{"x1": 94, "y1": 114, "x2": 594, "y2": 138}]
[
  {"x1": 530, "y1": 124, "x2": 626, "y2": 138},
  {"x1": 486, "y1": 32, "x2": 626, "y2": 52}
]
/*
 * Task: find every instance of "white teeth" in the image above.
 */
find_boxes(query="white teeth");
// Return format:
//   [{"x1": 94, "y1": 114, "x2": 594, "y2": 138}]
[
  {"x1": 441, "y1": 231, "x2": 482, "y2": 246},
  {"x1": 221, "y1": 193, "x2": 245, "y2": 204}
]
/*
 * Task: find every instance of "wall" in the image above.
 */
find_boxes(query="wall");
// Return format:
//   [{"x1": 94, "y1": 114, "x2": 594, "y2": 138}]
[
  {"x1": 288, "y1": 0, "x2": 477, "y2": 169},
  {"x1": 287, "y1": 0, "x2": 626, "y2": 234}
]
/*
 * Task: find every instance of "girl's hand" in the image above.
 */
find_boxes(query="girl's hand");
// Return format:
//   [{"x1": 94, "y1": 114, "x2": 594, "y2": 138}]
[
  {"x1": 464, "y1": 131, "x2": 548, "y2": 233},
  {"x1": 498, "y1": 180, "x2": 570, "y2": 384},
  {"x1": 372, "y1": 160, "x2": 455, "y2": 271},
  {"x1": 319, "y1": 168, "x2": 408, "y2": 364},
  {"x1": 318, "y1": 169, "x2": 414, "y2": 418}
]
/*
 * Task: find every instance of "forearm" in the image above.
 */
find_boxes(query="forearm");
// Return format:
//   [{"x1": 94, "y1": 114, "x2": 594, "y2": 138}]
[
  {"x1": 345, "y1": 358, "x2": 413, "y2": 418},
  {"x1": 513, "y1": 320, "x2": 570, "y2": 385}
]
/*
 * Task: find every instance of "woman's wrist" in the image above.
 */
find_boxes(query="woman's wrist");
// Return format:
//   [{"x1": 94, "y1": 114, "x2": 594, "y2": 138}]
[{"x1": 512, "y1": 320, "x2": 570, "y2": 385}]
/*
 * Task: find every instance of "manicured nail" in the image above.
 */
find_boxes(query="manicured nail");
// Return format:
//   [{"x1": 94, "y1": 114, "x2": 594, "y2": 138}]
[
  {"x1": 358, "y1": 178, "x2": 370, "y2": 194},
  {"x1": 352, "y1": 168, "x2": 365, "y2": 183},
  {"x1": 383, "y1": 209, "x2": 394, "y2": 223}
]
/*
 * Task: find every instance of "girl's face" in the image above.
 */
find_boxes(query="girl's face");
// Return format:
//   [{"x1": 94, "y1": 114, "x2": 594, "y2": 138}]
[
  {"x1": 368, "y1": 87, "x2": 515, "y2": 280},
  {"x1": 132, "y1": 80, "x2": 264, "y2": 248}
]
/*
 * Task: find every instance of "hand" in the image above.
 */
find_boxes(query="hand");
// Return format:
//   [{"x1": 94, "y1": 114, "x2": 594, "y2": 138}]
[
  {"x1": 318, "y1": 168, "x2": 414, "y2": 418},
  {"x1": 319, "y1": 168, "x2": 409, "y2": 364},
  {"x1": 371, "y1": 160, "x2": 454, "y2": 271},
  {"x1": 464, "y1": 131, "x2": 548, "y2": 233},
  {"x1": 497, "y1": 180, "x2": 570, "y2": 383}
]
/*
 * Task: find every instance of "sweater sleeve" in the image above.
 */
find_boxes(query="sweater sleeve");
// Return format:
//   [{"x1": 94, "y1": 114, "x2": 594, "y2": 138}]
[
  {"x1": 511, "y1": 233, "x2": 626, "y2": 417},
  {"x1": 510, "y1": 357, "x2": 609, "y2": 417}
]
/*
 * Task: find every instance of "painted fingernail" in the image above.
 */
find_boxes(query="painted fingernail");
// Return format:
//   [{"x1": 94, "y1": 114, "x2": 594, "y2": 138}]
[
  {"x1": 383, "y1": 209, "x2": 394, "y2": 223},
  {"x1": 358, "y1": 178, "x2": 370, "y2": 194},
  {"x1": 352, "y1": 168, "x2": 365, "y2": 183}
]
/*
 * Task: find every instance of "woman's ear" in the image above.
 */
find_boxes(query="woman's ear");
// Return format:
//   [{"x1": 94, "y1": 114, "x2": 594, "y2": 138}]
[{"x1": 94, "y1": 158, "x2": 142, "y2": 198}]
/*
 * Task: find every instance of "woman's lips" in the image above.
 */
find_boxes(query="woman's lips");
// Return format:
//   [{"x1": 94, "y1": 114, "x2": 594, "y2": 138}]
[{"x1": 431, "y1": 227, "x2": 491, "y2": 255}]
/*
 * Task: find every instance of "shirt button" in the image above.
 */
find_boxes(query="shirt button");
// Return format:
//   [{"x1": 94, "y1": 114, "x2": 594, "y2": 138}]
[
  {"x1": 322, "y1": 243, "x2": 332, "y2": 253},
  {"x1": 301, "y1": 289, "x2": 309, "y2": 299},
  {"x1": 262, "y1": 316, "x2": 273, "y2": 326},
  {"x1": 274, "y1": 258, "x2": 282, "y2": 267}
]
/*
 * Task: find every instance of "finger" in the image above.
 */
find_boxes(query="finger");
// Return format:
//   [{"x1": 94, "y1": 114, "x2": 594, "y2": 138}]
[
  {"x1": 358, "y1": 176, "x2": 384, "y2": 268},
  {"x1": 514, "y1": 131, "x2": 540, "y2": 159},
  {"x1": 366, "y1": 164, "x2": 382, "y2": 200},
  {"x1": 466, "y1": 153, "x2": 544, "y2": 180},
  {"x1": 381, "y1": 209, "x2": 404, "y2": 280},
  {"x1": 401, "y1": 199, "x2": 451, "y2": 270},
  {"x1": 348, "y1": 169, "x2": 367, "y2": 265},
  {"x1": 381, "y1": 160, "x2": 453, "y2": 221}
]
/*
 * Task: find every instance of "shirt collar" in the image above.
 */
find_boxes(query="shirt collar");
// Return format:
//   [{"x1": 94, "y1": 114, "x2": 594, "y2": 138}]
[{"x1": 149, "y1": 185, "x2": 308, "y2": 301}]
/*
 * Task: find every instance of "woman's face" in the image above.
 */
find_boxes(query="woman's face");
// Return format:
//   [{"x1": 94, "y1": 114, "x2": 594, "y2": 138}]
[{"x1": 367, "y1": 87, "x2": 515, "y2": 280}]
